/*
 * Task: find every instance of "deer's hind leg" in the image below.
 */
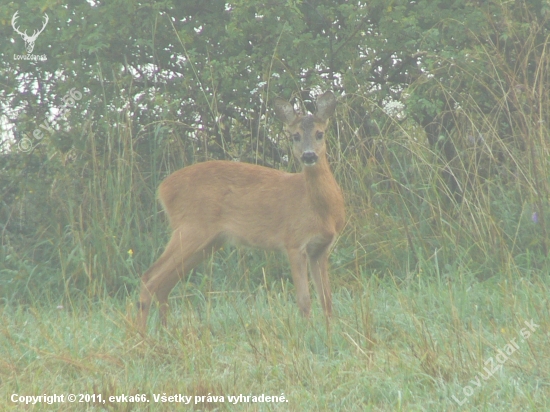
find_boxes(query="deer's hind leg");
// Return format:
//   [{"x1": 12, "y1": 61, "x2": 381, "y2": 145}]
[{"x1": 137, "y1": 226, "x2": 222, "y2": 332}]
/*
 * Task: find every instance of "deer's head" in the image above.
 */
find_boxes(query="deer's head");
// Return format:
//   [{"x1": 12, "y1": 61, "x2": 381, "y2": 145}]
[{"x1": 274, "y1": 92, "x2": 337, "y2": 167}]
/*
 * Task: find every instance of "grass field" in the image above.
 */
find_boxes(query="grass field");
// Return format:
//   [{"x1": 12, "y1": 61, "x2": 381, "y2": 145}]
[{"x1": 2, "y1": 255, "x2": 548, "y2": 411}]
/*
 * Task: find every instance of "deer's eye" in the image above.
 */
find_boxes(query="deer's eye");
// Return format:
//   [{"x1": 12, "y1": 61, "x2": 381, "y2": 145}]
[
  {"x1": 292, "y1": 133, "x2": 301, "y2": 142},
  {"x1": 315, "y1": 131, "x2": 324, "y2": 140}
]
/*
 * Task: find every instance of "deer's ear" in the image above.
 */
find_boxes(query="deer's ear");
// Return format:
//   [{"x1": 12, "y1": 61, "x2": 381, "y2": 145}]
[
  {"x1": 314, "y1": 92, "x2": 336, "y2": 122},
  {"x1": 274, "y1": 98, "x2": 297, "y2": 125}
]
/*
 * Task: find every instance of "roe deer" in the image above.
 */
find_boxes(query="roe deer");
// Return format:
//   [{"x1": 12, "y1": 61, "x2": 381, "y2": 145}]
[{"x1": 137, "y1": 91, "x2": 345, "y2": 332}]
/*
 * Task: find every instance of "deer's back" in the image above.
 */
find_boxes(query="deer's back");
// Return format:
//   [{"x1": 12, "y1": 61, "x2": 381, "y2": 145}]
[{"x1": 159, "y1": 161, "x2": 319, "y2": 248}]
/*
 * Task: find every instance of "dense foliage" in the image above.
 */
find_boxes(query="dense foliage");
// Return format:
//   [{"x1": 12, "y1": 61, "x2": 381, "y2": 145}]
[{"x1": 1, "y1": 0, "x2": 549, "y2": 301}]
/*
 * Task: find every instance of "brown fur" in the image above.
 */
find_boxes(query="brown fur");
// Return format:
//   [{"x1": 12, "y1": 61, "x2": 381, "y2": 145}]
[{"x1": 137, "y1": 92, "x2": 345, "y2": 332}]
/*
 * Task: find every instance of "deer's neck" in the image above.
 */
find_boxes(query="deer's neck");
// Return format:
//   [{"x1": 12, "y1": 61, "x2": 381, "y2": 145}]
[{"x1": 303, "y1": 156, "x2": 343, "y2": 219}]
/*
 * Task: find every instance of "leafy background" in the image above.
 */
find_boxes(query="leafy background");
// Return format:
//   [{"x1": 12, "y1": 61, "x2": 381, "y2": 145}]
[{"x1": 2, "y1": 0, "x2": 548, "y2": 298}]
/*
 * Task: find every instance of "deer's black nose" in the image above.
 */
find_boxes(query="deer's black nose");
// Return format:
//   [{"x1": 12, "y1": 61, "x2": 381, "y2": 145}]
[{"x1": 301, "y1": 151, "x2": 318, "y2": 165}]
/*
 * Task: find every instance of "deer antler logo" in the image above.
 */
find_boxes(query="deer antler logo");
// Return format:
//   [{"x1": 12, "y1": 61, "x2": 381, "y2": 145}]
[{"x1": 12, "y1": 11, "x2": 49, "y2": 54}]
